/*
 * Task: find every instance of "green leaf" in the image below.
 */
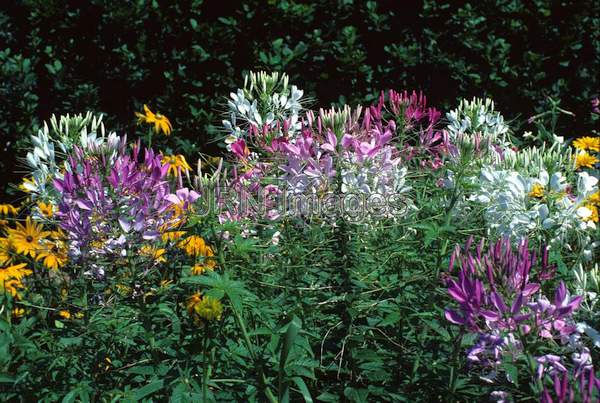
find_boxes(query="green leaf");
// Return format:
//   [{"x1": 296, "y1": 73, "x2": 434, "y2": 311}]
[
  {"x1": 132, "y1": 379, "x2": 164, "y2": 400},
  {"x1": 292, "y1": 377, "x2": 313, "y2": 403}
]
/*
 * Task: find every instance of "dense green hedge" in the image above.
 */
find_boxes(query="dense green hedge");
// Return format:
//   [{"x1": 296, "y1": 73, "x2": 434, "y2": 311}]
[{"x1": 1, "y1": 0, "x2": 599, "y2": 196}]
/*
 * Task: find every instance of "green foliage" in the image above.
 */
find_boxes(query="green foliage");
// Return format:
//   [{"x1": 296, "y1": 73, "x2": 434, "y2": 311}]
[{"x1": 1, "y1": 0, "x2": 599, "y2": 196}]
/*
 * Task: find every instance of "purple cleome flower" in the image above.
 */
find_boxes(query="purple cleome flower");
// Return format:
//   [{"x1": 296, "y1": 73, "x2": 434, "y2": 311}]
[
  {"x1": 444, "y1": 237, "x2": 599, "y2": 401},
  {"x1": 53, "y1": 136, "x2": 198, "y2": 273}
]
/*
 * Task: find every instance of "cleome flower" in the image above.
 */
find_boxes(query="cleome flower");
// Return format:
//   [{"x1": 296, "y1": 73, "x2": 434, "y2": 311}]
[
  {"x1": 444, "y1": 237, "x2": 592, "y2": 398},
  {"x1": 471, "y1": 165, "x2": 598, "y2": 258},
  {"x1": 52, "y1": 136, "x2": 197, "y2": 277},
  {"x1": 23, "y1": 112, "x2": 118, "y2": 202}
]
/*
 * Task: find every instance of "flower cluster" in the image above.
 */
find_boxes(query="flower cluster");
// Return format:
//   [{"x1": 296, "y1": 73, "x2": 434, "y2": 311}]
[
  {"x1": 52, "y1": 136, "x2": 199, "y2": 279},
  {"x1": 445, "y1": 237, "x2": 599, "y2": 401},
  {"x1": 219, "y1": 74, "x2": 459, "y2": 223},
  {"x1": 23, "y1": 112, "x2": 118, "y2": 203},
  {"x1": 470, "y1": 166, "x2": 598, "y2": 256},
  {"x1": 223, "y1": 71, "x2": 304, "y2": 143}
]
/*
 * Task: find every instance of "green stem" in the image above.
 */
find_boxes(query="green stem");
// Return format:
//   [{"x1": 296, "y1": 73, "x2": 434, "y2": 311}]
[
  {"x1": 230, "y1": 304, "x2": 278, "y2": 403},
  {"x1": 202, "y1": 329, "x2": 209, "y2": 402},
  {"x1": 214, "y1": 229, "x2": 277, "y2": 403}
]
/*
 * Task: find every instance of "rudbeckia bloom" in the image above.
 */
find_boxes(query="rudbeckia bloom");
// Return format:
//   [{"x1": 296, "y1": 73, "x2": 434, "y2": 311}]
[
  {"x1": 161, "y1": 154, "x2": 192, "y2": 177},
  {"x1": 581, "y1": 204, "x2": 599, "y2": 223},
  {"x1": 528, "y1": 183, "x2": 545, "y2": 198},
  {"x1": 191, "y1": 261, "x2": 215, "y2": 276},
  {"x1": 136, "y1": 104, "x2": 173, "y2": 136},
  {"x1": 589, "y1": 192, "x2": 600, "y2": 206},
  {"x1": 0, "y1": 237, "x2": 15, "y2": 265},
  {"x1": 177, "y1": 235, "x2": 208, "y2": 257},
  {"x1": 36, "y1": 240, "x2": 68, "y2": 270},
  {"x1": 37, "y1": 202, "x2": 55, "y2": 218},
  {"x1": 140, "y1": 245, "x2": 167, "y2": 264},
  {"x1": 572, "y1": 136, "x2": 600, "y2": 152},
  {"x1": 575, "y1": 152, "x2": 599, "y2": 170},
  {"x1": 58, "y1": 310, "x2": 72, "y2": 320},
  {"x1": 6, "y1": 217, "x2": 48, "y2": 257},
  {"x1": 0, "y1": 204, "x2": 19, "y2": 216},
  {"x1": 0, "y1": 263, "x2": 31, "y2": 296},
  {"x1": 161, "y1": 230, "x2": 186, "y2": 242},
  {"x1": 1, "y1": 278, "x2": 23, "y2": 297}
]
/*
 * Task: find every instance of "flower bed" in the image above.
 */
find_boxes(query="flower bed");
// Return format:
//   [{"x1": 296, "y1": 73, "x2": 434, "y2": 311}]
[{"x1": 0, "y1": 72, "x2": 599, "y2": 402}]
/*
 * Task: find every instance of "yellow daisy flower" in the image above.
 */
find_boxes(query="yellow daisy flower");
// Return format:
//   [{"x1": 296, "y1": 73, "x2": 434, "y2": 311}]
[
  {"x1": 12, "y1": 307, "x2": 25, "y2": 318},
  {"x1": 572, "y1": 136, "x2": 600, "y2": 152},
  {"x1": 136, "y1": 104, "x2": 173, "y2": 136},
  {"x1": 575, "y1": 152, "x2": 599, "y2": 170},
  {"x1": 0, "y1": 263, "x2": 32, "y2": 281},
  {"x1": 36, "y1": 240, "x2": 68, "y2": 270},
  {"x1": 140, "y1": 245, "x2": 167, "y2": 264},
  {"x1": 589, "y1": 192, "x2": 600, "y2": 206},
  {"x1": 177, "y1": 235, "x2": 208, "y2": 257},
  {"x1": 2, "y1": 278, "x2": 23, "y2": 297},
  {"x1": 37, "y1": 202, "x2": 55, "y2": 218},
  {"x1": 191, "y1": 262, "x2": 215, "y2": 276},
  {"x1": 161, "y1": 230, "x2": 186, "y2": 242},
  {"x1": 0, "y1": 263, "x2": 31, "y2": 297},
  {"x1": 6, "y1": 217, "x2": 49, "y2": 257},
  {"x1": 528, "y1": 183, "x2": 545, "y2": 198},
  {"x1": 0, "y1": 237, "x2": 16, "y2": 265},
  {"x1": 162, "y1": 154, "x2": 192, "y2": 177},
  {"x1": 0, "y1": 204, "x2": 19, "y2": 216},
  {"x1": 58, "y1": 310, "x2": 71, "y2": 320},
  {"x1": 186, "y1": 292, "x2": 203, "y2": 315}
]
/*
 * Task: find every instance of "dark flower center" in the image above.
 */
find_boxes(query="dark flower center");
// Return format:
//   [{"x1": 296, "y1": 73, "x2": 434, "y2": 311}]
[{"x1": 26, "y1": 236, "x2": 33, "y2": 242}]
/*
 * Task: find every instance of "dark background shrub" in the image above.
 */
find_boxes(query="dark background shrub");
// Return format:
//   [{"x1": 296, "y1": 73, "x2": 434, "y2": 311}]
[{"x1": 1, "y1": 0, "x2": 599, "y2": 199}]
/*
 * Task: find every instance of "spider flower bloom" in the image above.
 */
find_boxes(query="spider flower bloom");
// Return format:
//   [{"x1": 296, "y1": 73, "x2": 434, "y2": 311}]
[
  {"x1": 444, "y1": 237, "x2": 578, "y2": 339},
  {"x1": 53, "y1": 137, "x2": 192, "y2": 270},
  {"x1": 136, "y1": 104, "x2": 172, "y2": 135},
  {"x1": 540, "y1": 367, "x2": 600, "y2": 403}
]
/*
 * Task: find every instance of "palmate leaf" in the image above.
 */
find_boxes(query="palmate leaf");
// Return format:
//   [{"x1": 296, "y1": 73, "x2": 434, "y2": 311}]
[{"x1": 181, "y1": 271, "x2": 250, "y2": 313}]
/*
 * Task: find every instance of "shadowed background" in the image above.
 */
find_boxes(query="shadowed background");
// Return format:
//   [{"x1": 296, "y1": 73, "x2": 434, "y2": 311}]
[{"x1": 1, "y1": 0, "x2": 599, "y2": 200}]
